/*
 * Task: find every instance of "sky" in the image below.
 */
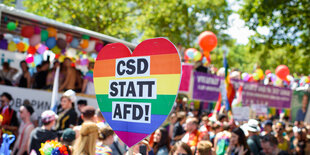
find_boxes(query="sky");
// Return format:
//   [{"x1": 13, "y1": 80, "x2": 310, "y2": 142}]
[{"x1": 225, "y1": 0, "x2": 269, "y2": 45}]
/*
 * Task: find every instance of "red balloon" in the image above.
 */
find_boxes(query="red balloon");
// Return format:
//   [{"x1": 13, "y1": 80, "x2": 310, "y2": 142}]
[
  {"x1": 265, "y1": 70, "x2": 271, "y2": 75},
  {"x1": 66, "y1": 33, "x2": 73, "y2": 43},
  {"x1": 198, "y1": 31, "x2": 217, "y2": 52},
  {"x1": 27, "y1": 46, "x2": 36, "y2": 55},
  {"x1": 276, "y1": 65, "x2": 289, "y2": 80},
  {"x1": 21, "y1": 26, "x2": 35, "y2": 38}
]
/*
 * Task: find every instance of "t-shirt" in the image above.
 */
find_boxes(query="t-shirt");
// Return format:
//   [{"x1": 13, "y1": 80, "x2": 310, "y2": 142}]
[
  {"x1": 96, "y1": 143, "x2": 112, "y2": 155},
  {"x1": 171, "y1": 122, "x2": 185, "y2": 145},
  {"x1": 28, "y1": 127, "x2": 58, "y2": 155},
  {"x1": 33, "y1": 70, "x2": 48, "y2": 89},
  {"x1": 247, "y1": 135, "x2": 262, "y2": 155}
]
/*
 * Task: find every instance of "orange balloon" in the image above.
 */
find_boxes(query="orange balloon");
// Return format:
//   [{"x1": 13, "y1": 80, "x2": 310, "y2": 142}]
[
  {"x1": 47, "y1": 27, "x2": 57, "y2": 37},
  {"x1": 80, "y1": 39, "x2": 89, "y2": 49},
  {"x1": 17, "y1": 42, "x2": 25, "y2": 52},
  {"x1": 198, "y1": 31, "x2": 217, "y2": 52}
]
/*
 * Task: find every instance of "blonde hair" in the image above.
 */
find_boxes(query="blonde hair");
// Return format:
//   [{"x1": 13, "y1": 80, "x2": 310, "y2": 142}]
[{"x1": 73, "y1": 122, "x2": 98, "y2": 155}]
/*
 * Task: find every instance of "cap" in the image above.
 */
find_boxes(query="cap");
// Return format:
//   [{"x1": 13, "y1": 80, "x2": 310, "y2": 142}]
[
  {"x1": 41, "y1": 110, "x2": 58, "y2": 124},
  {"x1": 62, "y1": 90, "x2": 76, "y2": 102},
  {"x1": 263, "y1": 120, "x2": 273, "y2": 126},
  {"x1": 61, "y1": 128, "x2": 76, "y2": 142}
]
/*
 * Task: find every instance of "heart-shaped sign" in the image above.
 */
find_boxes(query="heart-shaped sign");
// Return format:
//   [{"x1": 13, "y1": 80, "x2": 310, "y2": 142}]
[{"x1": 94, "y1": 38, "x2": 181, "y2": 147}]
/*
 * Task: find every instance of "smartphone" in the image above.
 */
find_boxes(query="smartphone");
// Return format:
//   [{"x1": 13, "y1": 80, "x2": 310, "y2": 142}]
[{"x1": 139, "y1": 144, "x2": 147, "y2": 155}]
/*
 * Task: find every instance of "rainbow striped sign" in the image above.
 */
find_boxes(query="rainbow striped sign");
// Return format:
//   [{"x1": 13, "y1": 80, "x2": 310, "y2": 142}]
[{"x1": 94, "y1": 38, "x2": 181, "y2": 147}]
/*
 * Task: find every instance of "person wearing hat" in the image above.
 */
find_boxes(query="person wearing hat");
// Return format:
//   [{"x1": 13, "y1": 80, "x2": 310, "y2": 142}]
[
  {"x1": 55, "y1": 90, "x2": 78, "y2": 131},
  {"x1": 29, "y1": 110, "x2": 58, "y2": 155},
  {"x1": 244, "y1": 119, "x2": 262, "y2": 155},
  {"x1": 12, "y1": 104, "x2": 35, "y2": 155},
  {"x1": 61, "y1": 128, "x2": 76, "y2": 154},
  {"x1": 261, "y1": 120, "x2": 274, "y2": 136}
]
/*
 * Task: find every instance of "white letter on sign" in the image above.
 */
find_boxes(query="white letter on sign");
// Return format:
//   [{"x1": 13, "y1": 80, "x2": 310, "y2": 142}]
[
  {"x1": 115, "y1": 56, "x2": 150, "y2": 78},
  {"x1": 112, "y1": 102, "x2": 151, "y2": 123},
  {"x1": 109, "y1": 79, "x2": 157, "y2": 99}
]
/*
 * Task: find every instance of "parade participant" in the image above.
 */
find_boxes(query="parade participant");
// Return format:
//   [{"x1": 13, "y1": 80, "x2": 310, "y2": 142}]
[
  {"x1": 0, "y1": 62, "x2": 17, "y2": 84},
  {"x1": 244, "y1": 119, "x2": 262, "y2": 155},
  {"x1": 214, "y1": 122, "x2": 231, "y2": 155},
  {"x1": 261, "y1": 120, "x2": 274, "y2": 136},
  {"x1": 181, "y1": 117, "x2": 201, "y2": 152},
  {"x1": 169, "y1": 141, "x2": 192, "y2": 155},
  {"x1": 17, "y1": 60, "x2": 31, "y2": 88},
  {"x1": 152, "y1": 127, "x2": 170, "y2": 155},
  {"x1": 12, "y1": 104, "x2": 34, "y2": 155},
  {"x1": 296, "y1": 94, "x2": 308, "y2": 122},
  {"x1": 0, "y1": 92, "x2": 19, "y2": 137},
  {"x1": 73, "y1": 122, "x2": 98, "y2": 155},
  {"x1": 76, "y1": 100, "x2": 88, "y2": 125},
  {"x1": 260, "y1": 134, "x2": 289, "y2": 155},
  {"x1": 61, "y1": 128, "x2": 76, "y2": 154},
  {"x1": 96, "y1": 126, "x2": 115, "y2": 155},
  {"x1": 275, "y1": 122, "x2": 290, "y2": 153},
  {"x1": 82, "y1": 62, "x2": 95, "y2": 95},
  {"x1": 226, "y1": 127, "x2": 250, "y2": 155},
  {"x1": 33, "y1": 61, "x2": 50, "y2": 89},
  {"x1": 171, "y1": 111, "x2": 186, "y2": 145},
  {"x1": 59, "y1": 58, "x2": 77, "y2": 91},
  {"x1": 56, "y1": 90, "x2": 77, "y2": 131},
  {"x1": 28, "y1": 110, "x2": 58, "y2": 154},
  {"x1": 73, "y1": 105, "x2": 96, "y2": 138},
  {"x1": 196, "y1": 140, "x2": 214, "y2": 155}
]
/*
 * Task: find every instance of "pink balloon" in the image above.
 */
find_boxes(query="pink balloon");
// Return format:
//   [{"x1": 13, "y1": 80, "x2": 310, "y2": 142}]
[
  {"x1": 25, "y1": 54, "x2": 34, "y2": 63},
  {"x1": 37, "y1": 44, "x2": 48, "y2": 54},
  {"x1": 29, "y1": 34, "x2": 41, "y2": 46},
  {"x1": 80, "y1": 58, "x2": 89, "y2": 65},
  {"x1": 95, "y1": 42, "x2": 104, "y2": 52},
  {"x1": 34, "y1": 26, "x2": 41, "y2": 34}
]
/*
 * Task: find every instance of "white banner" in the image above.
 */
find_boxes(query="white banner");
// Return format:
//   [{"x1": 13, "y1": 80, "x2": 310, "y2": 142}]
[
  {"x1": 0, "y1": 85, "x2": 98, "y2": 120},
  {"x1": 0, "y1": 49, "x2": 26, "y2": 72}
]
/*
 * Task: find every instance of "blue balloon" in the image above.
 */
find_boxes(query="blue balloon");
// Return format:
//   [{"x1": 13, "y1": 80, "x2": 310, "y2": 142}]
[
  {"x1": 13, "y1": 38, "x2": 21, "y2": 44},
  {"x1": 0, "y1": 39, "x2": 8, "y2": 49},
  {"x1": 34, "y1": 54, "x2": 43, "y2": 65},
  {"x1": 202, "y1": 57, "x2": 207, "y2": 63},
  {"x1": 187, "y1": 50, "x2": 194, "y2": 58},
  {"x1": 70, "y1": 38, "x2": 79, "y2": 48},
  {"x1": 46, "y1": 37, "x2": 56, "y2": 49}
]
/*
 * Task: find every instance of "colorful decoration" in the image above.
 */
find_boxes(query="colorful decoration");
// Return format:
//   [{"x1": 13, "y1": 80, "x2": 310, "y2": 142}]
[
  {"x1": 28, "y1": 46, "x2": 37, "y2": 55},
  {"x1": 39, "y1": 140, "x2": 68, "y2": 155},
  {"x1": 7, "y1": 41, "x2": 17, "y2": 52},
  {"x1": 198, "y1": 31, "x2": 217, "y2": 52},
  {"x1": 37, "y1": 44, "x2": 48, "y2": 54},
  {"x1": 184, "y1": 48, "x2": 197, "y2": 60},
  {"x1": 25, "y1": 54, "x2": 34, "y2": 63},
  {"x1": 95, "y1": 42, "x2": 104, "y2": 52},
  {"x1": 276, "y1": 65, "x2": 290, "y2": 81},
  {"x1": 34, "y1": 26, "x2": 41, "y2": 34},
  {"x1": 80, "y1": 39, "x2": 89, "y2": 49},
  {"x1": 41, "y1": 30, "x2": 49, "y2": 41},
  {"x1": 47, "y1": 27, "x2": 57, "y2": 37},
  {"x1": 17, "y1": 42, "x2": 26, "y2": 52},
  {"x1": 46, "y1": 37, "x2": 56, "y2": 49},
  {"x1": 7, "y1": 22, "x2": 17, "y2": 31},
  {"x1": 70, "y1": 38, "x2": 79, "y2": 48},
  {"x1": 30, "y1": 34, "x2": 41, "y2": 46},
  {"x1": 56, "y1": 38, "x2": 67, "y2": 49},
  {"x1": 93, "y1": 38, "x2": 181, "y2": 147},
  {"x1": 84, "y1": 40, "x2": 96, "y2": 52},
  {"x1": 65, "y1": 33, "x2": 73, "y2": 43},
  {"x1": 193, "y1": 51, "x2": 202, "y2": 61},
  {"x1": 0, "y1": 39, "x2": 8, "y2": 49},
  {"x1": 82, "y1": 34, "x2": 90, "y2": 40},
  {"x1": 21, "y1": 26, "x2": 35, "y2": 38}
]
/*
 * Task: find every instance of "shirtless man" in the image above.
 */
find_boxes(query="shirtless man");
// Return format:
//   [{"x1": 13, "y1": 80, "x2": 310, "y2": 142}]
[{"x1": 59, "y1": 58, "x2": 76, "y2": 91}]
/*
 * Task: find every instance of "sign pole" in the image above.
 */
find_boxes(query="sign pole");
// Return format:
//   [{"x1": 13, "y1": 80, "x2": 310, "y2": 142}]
[{"x1": 128, "y1": 147, "x2": 134, "y2": 155}]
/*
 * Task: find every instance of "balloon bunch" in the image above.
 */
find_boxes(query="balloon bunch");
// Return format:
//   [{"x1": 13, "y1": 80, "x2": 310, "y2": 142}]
[
  {"x1": 39, "y1": 140, "x2": 68, "y2": 155},
  {"x1": 198, "y1": 31, "x2": 217, "y2": 64}
]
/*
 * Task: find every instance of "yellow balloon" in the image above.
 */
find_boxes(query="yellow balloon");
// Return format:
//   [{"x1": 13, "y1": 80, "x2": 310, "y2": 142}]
[
  {"x1": 255, "y1": 68, "x2": 264, "y2": 78},
  {"x1": 58, "y1": 55, "x2": 66, "y2": 62},
  {"x1": 51, "y1": 46, "x2": 61, "y2": 54},
  {"x1": 8, "y1": 41, "x2": 17, "y2": 52}
]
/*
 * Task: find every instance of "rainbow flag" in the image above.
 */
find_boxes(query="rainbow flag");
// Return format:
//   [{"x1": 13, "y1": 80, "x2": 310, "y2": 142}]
[{"x1": 93, "y1": 39, "x2": 181, "y2": 147}]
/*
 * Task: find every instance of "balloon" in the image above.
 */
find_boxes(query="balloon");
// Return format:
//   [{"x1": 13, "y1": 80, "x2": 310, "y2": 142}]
[
  {"x1": 57, "y1": 33, "x2": 66, "y2": 40},
  {"x1": 37, "y1": 44, "x2": 48, "y2": 54},
  {"x1": 248, "y1": 74, "x2": 254, "y2": 82},
  {"x1": 4, "y1": 34, "x2": 13, "y2": 41},
  {"x1": 29, "y1": 34, "x2": 41, "y2": 46},
  {"x1": 275, "y1": 65, "x2": 289, "y2": 80},
  {"x1": 34, "y1": 54, "x2": 43, "y2": 65},
  {"x1": 80, "y1": 58, "x2": 89, "y2": 65},
  {"x1": 51, "y1": 46, "x2": 61, "y2": 54},
  {"x1": 70, "y1": 38, "x2": 79, "y2": 48},
  {"x1": 0, "y1": 39, "x2": 8, "y2": 49},
  {"x1": 56, "y1": 38, "x2": 67, "y2": 49},
  {"x1": 21, "y1": 26, "x2": 35, "y2": 38},
  {"x1": 95, "y1": 42, "x2": 104, "y2": 52},
  {"x1": 82, "y1": 34, "x2": 90, "y2": 40},
  {"x1": 198, "y1": 31, "x2": 217, "y2": 52},
  {"x1": 202, "y1": 57, "x2": 207, "y2": 64},
  {"x1": 66, "y1": 33, "x2": 73, "y2": 43},
  {"x1": 253, "y1": 73, "x2": 260, "y2": 81},
  {"x1": 17, "y1": 42, "x2": 25, "y2": 52},
  {"x1": 41, "y1": 30, "x2": 49, "y2": 41},
  {"x1": 57, "y1": 55, "x2": 66, "y2": 62},
  {"x1": 25, "y1": 54, "x2": 34, "y2": 63},
  {"x1": 185, "y1": 48, "x2": 197, "y2": 59},
  {"x1": 7, "y1": 41, "x2": 17, "y2": 52},
  {"x1": 7, "y1": 22, "x2": 16, "y2": 31},
  {"x1": 66, "y1": 48, "x2": 77, "y2": 58},
  {"x1": 46, "y1": 37, "x2": 56, "y2": 49},
  {"x1": 242, "y1": 73, "x2": 250, "y2": 81},
  {"x1": 34, "y1": 26, "x2": 41, "y2": 34},
  {"x1": 255, "y1": 68, "x2": 264, "y2": 79},
  {"x1": 12, "y1": 38, "x2": 20, "y2": 44},
  {"x1": 47, "y1": 27, "x2": 57, "y2": 37},
  {"x1": 28, "y1": 46, "x2": 36, "y2": 54},
  {"x1": 193, "y1": 51, "x2": 202, "y2": 61},
  {"x1": 265, "y1": 70, "x2": 271, "y2": 75},
  {"x1": 80, "y1": 39, "x2": 89, "y2": 49},
  {"x1": 84, "y1": 40, "x2": 96, "y2": 52}
]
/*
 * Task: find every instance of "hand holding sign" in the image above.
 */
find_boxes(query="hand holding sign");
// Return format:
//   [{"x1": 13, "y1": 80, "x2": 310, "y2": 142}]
[{"x1": 94, "y1": 38, "x2": 181, "y2": 147}]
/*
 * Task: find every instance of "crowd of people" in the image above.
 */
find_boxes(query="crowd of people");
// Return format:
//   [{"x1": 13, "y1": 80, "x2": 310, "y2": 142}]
[
  {"x1": 0, "y1": 58, "x2": 95, "y2": 95},
  {"x1": 0, "y1": 88, "x2": 310, "y2": 155}
]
